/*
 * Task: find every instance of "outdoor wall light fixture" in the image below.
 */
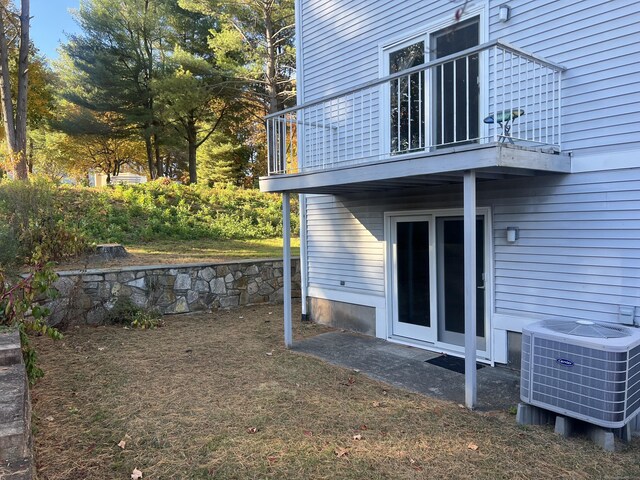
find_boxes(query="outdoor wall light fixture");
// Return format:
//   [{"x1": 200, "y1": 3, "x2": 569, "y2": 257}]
[
  {"x1": 506, "y1": 226, "x2": 519, "y2": 243},
  {"x1": 499, "y1": 4, "x2": 511, "y2": 22}
]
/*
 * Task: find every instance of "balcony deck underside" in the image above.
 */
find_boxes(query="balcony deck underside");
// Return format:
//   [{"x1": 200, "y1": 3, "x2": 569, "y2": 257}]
[{"x1": 259, "y1": 143, "x2": 571, "y2": 195}]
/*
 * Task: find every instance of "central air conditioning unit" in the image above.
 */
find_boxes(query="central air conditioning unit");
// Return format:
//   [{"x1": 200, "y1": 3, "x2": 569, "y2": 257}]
[{"x1": 521, "y1": 319, "x2": 640, "y2": 429}]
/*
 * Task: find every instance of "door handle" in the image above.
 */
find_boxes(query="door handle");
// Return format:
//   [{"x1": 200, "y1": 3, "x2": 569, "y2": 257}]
[{"x1": 477, "y1": 285, "x2": 485, "y2": 290}]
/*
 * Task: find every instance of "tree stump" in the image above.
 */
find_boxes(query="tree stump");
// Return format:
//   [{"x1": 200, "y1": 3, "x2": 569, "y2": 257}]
[{"x1": 95, "y1": 244, "x2": 129, "y2": 260}]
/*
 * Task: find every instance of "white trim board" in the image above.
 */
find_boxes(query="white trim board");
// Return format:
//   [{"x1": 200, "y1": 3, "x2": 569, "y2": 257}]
[
  {"x1": 493, "y1": 312, "x2": 554, "y2": 333},
  {"x1": 307, "y1": 285, "x2": 386, "y2": 308},
  {"x1": 376, "y1": 2, "x2": 488, "y2": 54},
  {"x1": 307, "y1": 286, "x2": 387, "y2": 339}
]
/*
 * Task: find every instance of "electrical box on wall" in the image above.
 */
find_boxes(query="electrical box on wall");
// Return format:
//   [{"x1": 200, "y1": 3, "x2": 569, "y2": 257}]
[{"x1": 619, "y1": 305, "x2": 635, "y2": 325}]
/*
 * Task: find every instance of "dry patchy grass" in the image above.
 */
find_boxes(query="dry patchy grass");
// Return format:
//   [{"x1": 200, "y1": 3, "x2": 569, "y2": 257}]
[
  {"x1": 55, "y1": 238, "x2": 301, "y2": 271},
  {"x1": 32, "y1": 304, "x2": 640, "y2": 479}
]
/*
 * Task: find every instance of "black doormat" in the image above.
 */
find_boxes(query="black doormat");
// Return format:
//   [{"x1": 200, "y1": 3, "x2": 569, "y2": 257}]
[{"x1": 425, "y1": 355, "x2": 486, "y2": 374}]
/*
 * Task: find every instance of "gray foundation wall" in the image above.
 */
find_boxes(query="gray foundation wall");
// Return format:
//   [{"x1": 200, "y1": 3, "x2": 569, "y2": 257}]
[
  {"x1": 308, "y1": 297, "x2": 376, "y2": 336},
  {"x1": 48, "y1": 258, "x2": 301, "y2": 327}
]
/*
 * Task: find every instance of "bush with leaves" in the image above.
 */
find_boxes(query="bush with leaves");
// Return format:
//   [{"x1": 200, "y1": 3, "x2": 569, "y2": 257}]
[
  {"x1": 104, "y1": 297, "x2": 163, "y2": 330},
  {"x1": 0, "y1": 253, "x2": 62, "y2": 384},
  {"x1": 0, "y1": 177, "x2": 90, "y2": 265},
  {"x1": 0, "y1": 178, "x2": 298, "y2": 252}
]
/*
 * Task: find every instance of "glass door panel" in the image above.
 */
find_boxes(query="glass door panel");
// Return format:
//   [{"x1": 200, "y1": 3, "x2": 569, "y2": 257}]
[
  {"x1": 391, "y1": 216, "x2": 435, "y2": 342},
  {"x1": 436, "y1": 216, "x2": 486, "y2": 350},
  {"x1": 432, "y1": 18, "x2": 480, "y2": 146},
  {"x1": 397, "y1": 221, "x2": 430, "y2": 327},
  {"x1": 389, "y1": 42, "x2": 426, "y2": 154}
]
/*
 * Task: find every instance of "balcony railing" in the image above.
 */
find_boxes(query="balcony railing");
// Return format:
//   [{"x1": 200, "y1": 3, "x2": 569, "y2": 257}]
[{"x1": 266, "y1": 40, "x2": 565, "y2": 176}]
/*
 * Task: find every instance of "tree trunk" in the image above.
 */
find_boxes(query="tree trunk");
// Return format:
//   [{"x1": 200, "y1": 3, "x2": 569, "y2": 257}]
[
  {"x1": 153, "y1": 133, "x2": 162, "y2": 177},
  {"x1": 263, "y1": 4, "x2": 279, "y2": 115},
  {"x1": 0, "y1": 9, "x2": 16, "y2": 170},
  {"x1": 144, "y1": 134, "x2": 156, "y2": 179},
  {"x1": 27, "y1": 137, "x2": 34, "y2": 173},
  {"x1": 0, "y1": 1, "x2": 30, "y2": 180},
  {"x1": 13, "y1": 0, "x2": 29, "y2": 180},
  {"x1": 187, "y1": 118, "x2": 197, "y2": 184}
]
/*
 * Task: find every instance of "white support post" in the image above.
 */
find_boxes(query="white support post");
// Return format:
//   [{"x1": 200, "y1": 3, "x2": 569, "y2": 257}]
[
  {"x1": 299, "y1": 193, "x2": 309, "y2": 321},
  {"x1": 464, "y1": 170, "x2": 477, "y2": 410},
  {"x1": 283, "y1": 192, "x2": 293, "y2": 347}
]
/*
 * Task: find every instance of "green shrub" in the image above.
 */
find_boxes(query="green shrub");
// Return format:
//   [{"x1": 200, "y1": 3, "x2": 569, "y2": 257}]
[
  {"x1": 104, "y1": 298, "x2": 162, "y2": 329},
  {"x1": 0, "y1": 179, "x2": 298, "y2": 257},
  {"x1": 0, "y1": 177, "x2": 90, "y2": 266},
  {"x1": 0, "y1": 254, "x2": 62, "y2": 384}
]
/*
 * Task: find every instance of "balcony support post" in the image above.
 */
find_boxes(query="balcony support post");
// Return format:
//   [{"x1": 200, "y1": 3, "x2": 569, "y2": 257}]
[
  {"x1": 299, "y1": 194, "x2": 309, "y2": 321},
  {"x1": 283, "y1": 192, "x2": 293, "y2": 347},
  {"x1": 464, "y1": 170, "x2": 477, "y2": 410}
]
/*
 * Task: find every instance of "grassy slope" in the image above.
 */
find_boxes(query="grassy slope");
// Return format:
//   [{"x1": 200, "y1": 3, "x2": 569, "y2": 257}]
[{"x1": 0, "y1": 179, "x2": 300, "y2": 265}]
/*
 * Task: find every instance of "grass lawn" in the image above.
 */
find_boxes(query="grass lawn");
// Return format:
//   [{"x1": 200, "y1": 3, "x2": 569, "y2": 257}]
[
  {"x1": 32, "y1": 303, "x2": 640, "y2": 479},
  {"x1": 55, "y1": 238, "x2": 300, "y2": 270}
]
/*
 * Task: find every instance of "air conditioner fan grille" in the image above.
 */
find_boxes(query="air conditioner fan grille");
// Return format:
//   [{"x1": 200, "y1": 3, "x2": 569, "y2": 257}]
[{"x1": 542, "y1": 319, "x2": 630, "y2": 338}]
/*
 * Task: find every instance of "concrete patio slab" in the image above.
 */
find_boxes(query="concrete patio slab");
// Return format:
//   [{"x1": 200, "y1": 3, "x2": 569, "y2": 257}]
[{"x1": 293, "y1": 331, "x2": 520, "y2": 411}]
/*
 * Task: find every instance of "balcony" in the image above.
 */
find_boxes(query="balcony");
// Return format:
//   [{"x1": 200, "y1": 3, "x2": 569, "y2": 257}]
[{"x1": 261, "y1": 40, "x2": 571, "y2": 194}]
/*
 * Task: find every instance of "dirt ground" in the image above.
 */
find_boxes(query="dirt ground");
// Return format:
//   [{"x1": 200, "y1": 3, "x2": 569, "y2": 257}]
[{"x1": 32, "y1": 303, "x2": 640, "y2": 479}]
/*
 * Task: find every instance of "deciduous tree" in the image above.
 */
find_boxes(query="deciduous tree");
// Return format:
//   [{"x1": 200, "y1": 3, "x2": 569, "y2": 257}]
[{"x1": 0, "y1": 0, "x2": 30, "y2": 180}]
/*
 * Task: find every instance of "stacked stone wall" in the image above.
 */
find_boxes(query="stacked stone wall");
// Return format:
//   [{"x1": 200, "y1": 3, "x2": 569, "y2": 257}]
[{"x1": 49, "y1": 258, "x2": 300, "y2": 326}]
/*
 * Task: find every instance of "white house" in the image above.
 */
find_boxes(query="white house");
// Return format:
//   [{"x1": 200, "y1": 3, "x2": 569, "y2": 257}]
[
  {"x1": 89, "y1": 170, "x2": 147, "y2": 187},
  {"x1": 259, "y1": 1, "x2": 640, "y2": 410}
]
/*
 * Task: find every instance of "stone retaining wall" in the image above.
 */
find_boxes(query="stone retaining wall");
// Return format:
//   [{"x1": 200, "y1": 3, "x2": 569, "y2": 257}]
[
  {"x1": 0, "y1": 330, "x2": 33, "y2": 479},
  {"x1": 48, "y1": 258, "x2": 300, "y2": 326}
]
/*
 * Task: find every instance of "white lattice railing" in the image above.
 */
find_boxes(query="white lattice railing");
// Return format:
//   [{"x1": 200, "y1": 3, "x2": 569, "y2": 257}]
[{"x1": 267, "y1": 40, "x2": 565, "y2": 176}]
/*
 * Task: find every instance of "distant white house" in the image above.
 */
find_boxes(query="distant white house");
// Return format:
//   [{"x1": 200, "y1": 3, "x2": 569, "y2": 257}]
[
  {"x1": 260, "y1": 1, "x2": 640, "y2": 410},
  {"x1": 88, "y1": 171, "x2": 147, "y2": 187}
]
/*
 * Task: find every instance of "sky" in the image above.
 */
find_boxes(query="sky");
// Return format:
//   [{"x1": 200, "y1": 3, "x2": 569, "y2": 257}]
[{"x1": 30, "y1": 0, "x2": 81, "y2": 61}]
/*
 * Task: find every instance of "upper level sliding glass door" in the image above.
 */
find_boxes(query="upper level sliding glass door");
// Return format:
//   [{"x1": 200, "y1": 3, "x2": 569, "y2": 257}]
[
  {"x1": 432, "y1": 18, "x2": 480, "y2": 147},
  {"x1": 389, "y1": 42, "x2": 426, "y2": 155},
  {"x1": 385, "y1": 16, "x2": 480, "y2": 154}
]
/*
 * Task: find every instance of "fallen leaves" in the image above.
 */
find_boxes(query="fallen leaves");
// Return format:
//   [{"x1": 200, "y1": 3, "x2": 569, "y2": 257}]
[
  {"x1": 352, "y1": 434, "x2": 362, "y2": 441},
  {"x1": 117, "y1": 440, "x2": 126, "y2": 449},
  {"x1": 340, "y1": 377, "x2": 356, "y2": 387},
  {"x1": 334, "y1": 447, "x2": 349, "y2": 458},
  {"x1": 467, "y1": 442, "x2": 479, "y2": 451},
  {"x1": 131, "y1": 467, "x2": 143, "y2": 479},
  {"x1": 265, "y1": 351, "x2": 273, "y2": 356},
  {"x1": 410, "y1": 458, "x2": 423, "y2": 471},
  {"x1": 45, "y1": 416, "x2": 54, "y2": 422},
  {"x1": 247, "y1": 427, "x2": 259, "y2": 434}
]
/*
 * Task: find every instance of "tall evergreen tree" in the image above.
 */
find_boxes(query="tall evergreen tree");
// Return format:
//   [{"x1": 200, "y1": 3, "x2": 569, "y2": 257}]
[
  {"x1": 152, "y1": 1, "x2": 234, "y2": 184},
  {"x1": 179, "y1": 0, "x2": 296, "y2": 115},
  {"x1": 62, "y1": 0, "x2": 170, "y2": 179}
]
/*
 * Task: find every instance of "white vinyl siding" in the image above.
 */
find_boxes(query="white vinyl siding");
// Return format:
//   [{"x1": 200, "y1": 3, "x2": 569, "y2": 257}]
[
  {"x1": 299, "y1": 0, "x2": 640, "y2": 154},
  {"x1": 306, "y1": 194, "x2": 384, "y2": 294},
  {"x1": 305, "y1": 167, "x2": 640, "y2": 326}
]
